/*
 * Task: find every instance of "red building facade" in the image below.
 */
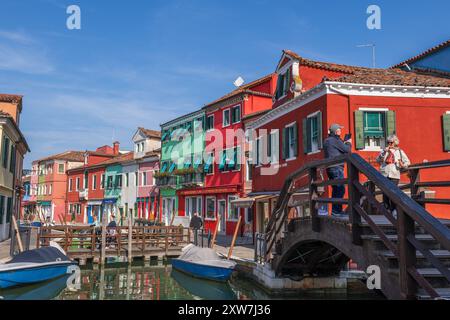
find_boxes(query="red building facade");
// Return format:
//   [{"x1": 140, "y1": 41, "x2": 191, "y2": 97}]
[
  {"x1": 66, "y1": 145, "x2": 118, "y2": 223},
  {"x1": 177, "y1": 74, "x2": 276, "y2": 235},
  {"x1": 248, "y1": 50, "x2": 450, "y2": 234}
]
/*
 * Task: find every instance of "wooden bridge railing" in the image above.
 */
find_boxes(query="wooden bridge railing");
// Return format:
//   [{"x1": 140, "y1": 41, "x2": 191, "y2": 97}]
[
  {"x1": 265, "y1": 153, "x2": 450, "y2": 299},
  {"x1": 37, "y1": 225, "x2": 191, "y2": 256}
]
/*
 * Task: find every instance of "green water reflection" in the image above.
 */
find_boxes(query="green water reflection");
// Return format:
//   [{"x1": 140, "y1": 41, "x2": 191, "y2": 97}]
[{"x1": 0, "y1": 262, "x2": 383, "y2": 300}]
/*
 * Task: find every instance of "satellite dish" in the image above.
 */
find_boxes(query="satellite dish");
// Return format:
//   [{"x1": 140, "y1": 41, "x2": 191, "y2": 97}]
[{"x1": 233, "y1": 76, "x2": 245, "y2": 87}]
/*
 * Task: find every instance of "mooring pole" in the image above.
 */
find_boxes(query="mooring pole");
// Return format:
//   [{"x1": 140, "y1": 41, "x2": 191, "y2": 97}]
[
  {"x1": 227, "y1": 215, "x2": 242, "y2": 259},
  {"x1": 128, "y1": 215, "x2": 132, "y2": 264},
  {"x1": 100, "y1": 210, "x2": 107, "y2": 265}
]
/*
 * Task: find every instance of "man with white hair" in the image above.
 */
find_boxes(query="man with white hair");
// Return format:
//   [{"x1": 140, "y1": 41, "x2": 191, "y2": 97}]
[{"x1": 376, "y1": 135, "x2": 411, "y2": 213}]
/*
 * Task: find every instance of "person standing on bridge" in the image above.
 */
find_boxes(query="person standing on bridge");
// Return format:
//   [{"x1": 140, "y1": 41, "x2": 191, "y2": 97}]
[
  {"x1": 376, "y1": 135, "x2": 410, "y2": 213},
  {"x1": 323, "y1": 123, "x2": 352, "y2": 217},
  {"x1": 189, "y1": 212, "x2": 203, "y2": 246}
]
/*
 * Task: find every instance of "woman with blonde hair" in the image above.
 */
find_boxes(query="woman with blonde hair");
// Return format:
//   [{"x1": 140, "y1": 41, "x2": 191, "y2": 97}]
[{"x1": 376, "y1": 135, "x2": 410, "y2": 212}]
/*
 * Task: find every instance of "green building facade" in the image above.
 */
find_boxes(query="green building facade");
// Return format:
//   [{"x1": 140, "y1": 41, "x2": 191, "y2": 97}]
[{"x1": 157, "y1": 109, "x2": 205, "y2": 225}]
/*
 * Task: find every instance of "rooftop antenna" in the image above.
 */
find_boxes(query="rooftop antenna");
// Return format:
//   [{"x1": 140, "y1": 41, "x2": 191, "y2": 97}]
[
  {"x1": 356, "y1": 43, "x2": 376, "y2": 68},
  {"x1": 233, "y1": 76, "x2": 245, "y2": 87}
]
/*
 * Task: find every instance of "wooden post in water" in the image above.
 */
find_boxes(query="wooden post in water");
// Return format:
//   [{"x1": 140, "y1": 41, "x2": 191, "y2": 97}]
[
  {"x1": 100, "y1": 211, "x2": 107, "y2": 265},
  {"x1": 12, "y1": 215, "x2": 24, "y2": 253},
  {"x1": 227, "y1": 215, "x2": 241, "y2": 259},
  {"x1": 210, "y1": 214, "x2": 220, "y2": 249},
  {"x1": 128, "y1": 215, "x2": 132, "y2": 264}
]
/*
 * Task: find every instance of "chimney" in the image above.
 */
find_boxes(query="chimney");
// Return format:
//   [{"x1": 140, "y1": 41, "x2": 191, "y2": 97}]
[{"x1": 113, "y1": 141, "x2": 120, "y2": 155}]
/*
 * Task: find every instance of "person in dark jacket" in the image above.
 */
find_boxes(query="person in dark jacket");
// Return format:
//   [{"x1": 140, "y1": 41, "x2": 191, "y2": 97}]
[
  {"x1": 323, "y1": 124, "x2": 352, "y2": 217},
  {"x1": 189, "y1": 213, "x2": 203, "y2": 245}
]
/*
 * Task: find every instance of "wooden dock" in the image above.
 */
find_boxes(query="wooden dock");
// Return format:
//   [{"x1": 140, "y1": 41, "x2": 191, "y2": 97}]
[{"x1": 36, "y1": 225, "x2": 191, "y2": 265}]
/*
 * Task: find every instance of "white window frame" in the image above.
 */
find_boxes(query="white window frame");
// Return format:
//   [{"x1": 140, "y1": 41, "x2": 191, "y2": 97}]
[
  {"x1": 205, "y1": 196, "x2": 216, "y2": 221},
  {"x1": 285, "y1": 121, "x2": 297, "y2": 161},
  {"x1": 205, "y1": 151, "x2": 214, "y2": 175},
  {"x1": 92, "y1": 174, "x2": 97, "y2": 190},
  {"x1": 69, "y1": 178, "x2": 73, "y2": 192},
  {"x1": 58, "y1": 163, "x2": 65, "y2": 174},
  {"x1": 359, "y1": 107, "x2": 390, "y2": 152},
  {"x1": 306, "y1": 111, "x2": 321, "y2": 155},
  {"x1": 227, "y1": 195, "x2": 239, "y2": 221},
  {"x1": 75, "y1": 178, "x2": 80, "y2": 191},
  {"x1": 231, "y1": 105, "x2": 241, "y2": 124},
  {"x1": 206, "y1": 114, "x2": 215, "y2": 132},
  {"x1": 266, "y1": 129, "x2": 280, "y2": 164},
  {"x1": 222, "y1": 108, "x2": 231, "y2": 128}
]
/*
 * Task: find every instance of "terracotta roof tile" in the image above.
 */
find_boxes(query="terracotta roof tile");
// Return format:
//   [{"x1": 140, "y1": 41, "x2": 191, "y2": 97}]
[
  {"x1": 138, "y1": 127, "x2": 161, "y2": 138},
  {"x1": 391, "y1": 39, "x2": 450, "y2": 69},
  {"x1": 283, "y1": 50, "x2": 369, "y2": 74},
  {"x1": 203, "y1": 73, "x2": 275, "y2": 109},
  {"x1": 0, "y1": 93, "x2": 23, "y2": 103},
  {"x1": 328, "y1": 68, "x2": 450, "y2": 87},
  {"x1": 37, "y1": 151, "x2": 85, "y2": 163}
]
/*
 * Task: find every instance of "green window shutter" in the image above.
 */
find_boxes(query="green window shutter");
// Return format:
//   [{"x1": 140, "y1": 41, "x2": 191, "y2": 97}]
[
  {"x1": 282, "y1": 127, "x2": 287, "y2": 159},
  {"x1": 275, "y1": 75, "x2": 282, "y2": 99},
  {"x1": 386, "y1": 110, "x2": 396, "y2": 137},
  {"x1": 293, "y1": 123, "x2": 298, "y2": 157},
  {"x1": 302, "y1": 118, "x2": 308, "y2": 154},
  {"x1": 443, "y1": 114, "x2": 450, "y2": 152},
  {"x1": 285, "y1": 68, "x2": 291, "y2": 95},
  {"x1": 354, "y1": 110, "x2": 364, "y2": 150},
  {"x1": 317, "y1": 112, "x2": 323, "y2": 149}
]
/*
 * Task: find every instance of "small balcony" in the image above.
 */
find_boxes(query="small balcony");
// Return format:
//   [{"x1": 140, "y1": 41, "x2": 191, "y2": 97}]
[
  {"x1": 155, "y1": 176, "x2": 177, "y2": 187},
  {"x1": 180, "y1": 173, "x2": 204, "y2": 186},
  {"x1": 79, "y1": 189, "x2": 89, "y2": 200}
]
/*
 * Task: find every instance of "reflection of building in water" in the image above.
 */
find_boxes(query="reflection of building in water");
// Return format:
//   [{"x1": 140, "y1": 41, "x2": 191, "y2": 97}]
[{"x1": 57, "y1": 266, "x2": 195, "y2": 300}]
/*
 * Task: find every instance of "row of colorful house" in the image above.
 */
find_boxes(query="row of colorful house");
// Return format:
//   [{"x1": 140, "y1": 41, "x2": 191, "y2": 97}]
[
  {"x1": 22, "y1": 128, "x2": 162, "y2": 225},
  {"x1": 21, "y1": 40, "x2": 450, "y2": 239}
]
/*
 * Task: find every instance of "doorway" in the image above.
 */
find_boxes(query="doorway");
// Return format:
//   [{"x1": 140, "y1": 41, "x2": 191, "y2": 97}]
[{"x1": 218, "y1": 200, "x2": 226, "y2": 234}]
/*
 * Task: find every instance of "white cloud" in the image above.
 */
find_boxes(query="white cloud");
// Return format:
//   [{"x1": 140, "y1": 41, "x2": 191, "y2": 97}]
[{"x1": 0, "y1": 29, "x2": 54, "y2": 74}]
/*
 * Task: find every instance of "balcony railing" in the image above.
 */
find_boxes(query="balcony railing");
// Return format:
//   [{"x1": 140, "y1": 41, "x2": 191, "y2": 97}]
[
  {"x1": 180, "y1": 173, "x2": 204, "y2": 185},
  {"x1": 155, "y1": 176, "x2": 177, "y2": 187},
  {"x1": 79, "y1": 189, "x2": 88, "y2": 200}
]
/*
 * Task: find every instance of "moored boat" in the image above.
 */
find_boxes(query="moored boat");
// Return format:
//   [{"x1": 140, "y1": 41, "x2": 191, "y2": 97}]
[
  {"x1": 171, "y1": 244, "x2": 236, "y2": 282},
  {"x1": 0, "y1": 242, "x2": 77, "y2": 289}
]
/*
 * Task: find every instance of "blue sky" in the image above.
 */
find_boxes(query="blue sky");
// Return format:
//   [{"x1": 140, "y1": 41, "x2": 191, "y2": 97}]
[{"x1": 0, "y1": 0, "x2": 448, "y2": 167}]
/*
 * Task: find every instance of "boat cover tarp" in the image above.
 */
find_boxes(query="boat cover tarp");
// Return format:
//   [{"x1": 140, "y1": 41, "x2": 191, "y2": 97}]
[
  {"x1": 6, "y1": 247, "x2": 70, "y2": 264},
  {"x1": 178, "y1": 244, "x2": 236, "y2": 269},
  {"x1": 179, "y1": 244, "x2": 221, "y2": 262}
]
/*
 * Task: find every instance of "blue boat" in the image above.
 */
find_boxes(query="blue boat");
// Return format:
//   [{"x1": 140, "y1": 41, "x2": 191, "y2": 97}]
[
  {"x1": 0, "y1": 274, "x2": 71, "y2": 300},
  {"x1": 172, "y1": 244, "x2": 236, "y2": 282},
  {"x1": 171, "y1": 269, "x2": 236, "y2": 300},
  {"x1": 0, "y1": 242, "x2": 77, "y2": 289}
]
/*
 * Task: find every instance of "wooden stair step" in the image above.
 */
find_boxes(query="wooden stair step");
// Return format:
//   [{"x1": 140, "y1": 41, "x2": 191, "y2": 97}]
[
  {"x1": 361, "y1": 234, "x2": 435, "y2": 241},
  {"x1": 417, "y1": 288, "x2": 450, "y2": 299},
  {"x1": 417, "y1": 268, "x2": 450, "y2": 277},
  {"x1": 359, "y1": 216, "x2": 450, "y2": 227},
  {"x1": 379, "y1": 250, "x2": 450, "y2": 259}
]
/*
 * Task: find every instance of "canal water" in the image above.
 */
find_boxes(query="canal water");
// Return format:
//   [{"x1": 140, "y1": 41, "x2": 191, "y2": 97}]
[{"x1": 0, "y1": 261, "x2": 383, "y2": 300}]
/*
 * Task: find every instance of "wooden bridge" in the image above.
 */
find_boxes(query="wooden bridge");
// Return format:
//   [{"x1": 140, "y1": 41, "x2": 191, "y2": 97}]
[
  {"x1": 37, "y1": 225, "x2": 191, "y2": 264},
  {"x1": 258, "y1": 154, "x2": 450, "y2": 300}
]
